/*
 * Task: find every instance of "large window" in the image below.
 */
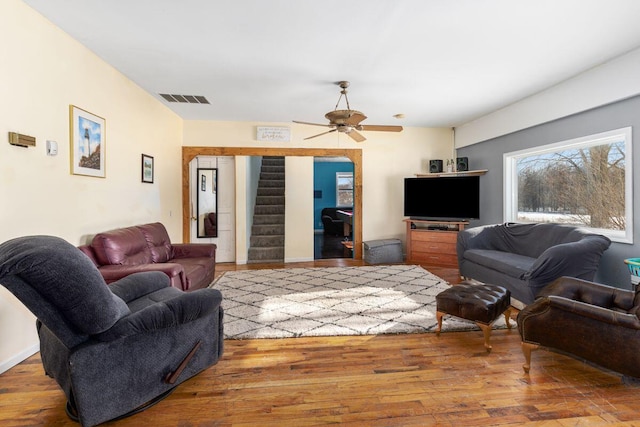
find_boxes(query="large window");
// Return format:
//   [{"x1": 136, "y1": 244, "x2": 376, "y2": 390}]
[{"x1": 504, "y1": 127, "x2": 632, "y2": 243}]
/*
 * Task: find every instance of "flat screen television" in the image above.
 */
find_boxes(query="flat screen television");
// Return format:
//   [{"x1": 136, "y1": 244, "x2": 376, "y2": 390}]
[{"x1": 403, "y1": 176, "x2": 480, "y2": 221}]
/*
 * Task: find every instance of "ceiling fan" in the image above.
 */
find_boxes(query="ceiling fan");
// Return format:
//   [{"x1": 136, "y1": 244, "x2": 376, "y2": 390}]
[{"x1": 293, "y1": 81, "x2": 403, "y2": 142}]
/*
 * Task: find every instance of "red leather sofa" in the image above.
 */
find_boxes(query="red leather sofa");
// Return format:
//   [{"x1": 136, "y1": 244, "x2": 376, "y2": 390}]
[{"x1": 79, "y1": 222, "x2": 216, "y2": 291}]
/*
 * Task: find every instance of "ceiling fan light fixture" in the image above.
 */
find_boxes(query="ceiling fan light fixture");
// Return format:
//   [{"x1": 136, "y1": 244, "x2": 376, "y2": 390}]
[{"x1": 293, "y1": 81, "x2": 403, "y2": 142}]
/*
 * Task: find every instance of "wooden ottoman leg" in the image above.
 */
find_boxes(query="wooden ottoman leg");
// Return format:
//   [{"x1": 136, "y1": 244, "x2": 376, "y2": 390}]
[
  {"x1": 503, "y1": 307, "x2": 512, "y2": 329},
  {"x1": 477, "y1": 322, "x2": 492, "y2": 353},
  {"x1": 436, "y1": 311, "x2": 444, "y2": 336}
]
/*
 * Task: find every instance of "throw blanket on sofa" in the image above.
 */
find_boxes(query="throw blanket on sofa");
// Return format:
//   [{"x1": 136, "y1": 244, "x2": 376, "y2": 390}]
[{"x1": 457, "y1": 222, "x2": 611, "y2": 304}]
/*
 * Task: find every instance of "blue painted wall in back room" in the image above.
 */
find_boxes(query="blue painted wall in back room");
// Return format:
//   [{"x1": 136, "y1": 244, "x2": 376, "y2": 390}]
[
  {"x1": 313, "y1": 161, "x2": 354, "y2": 230},
  {"x1": 456, "y1": 94, "x2": 640, "y2": 289}
]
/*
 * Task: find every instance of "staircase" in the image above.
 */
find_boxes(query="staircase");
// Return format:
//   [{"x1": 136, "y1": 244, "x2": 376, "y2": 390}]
[{"x1": 247, "y1": 156, "x2": 285, "y2": 263}]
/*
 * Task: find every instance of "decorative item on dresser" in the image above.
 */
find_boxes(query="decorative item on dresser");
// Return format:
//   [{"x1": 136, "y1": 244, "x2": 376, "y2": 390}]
[
  {"x1": 456, "y1": 157, "x2": 469, "y2": 171},
  {"x1": 429, "y1": 159, "x2": 443, "y2": 173},
  {"x1": 404, "y1": 219, "x2": 467, "y2": 269}
]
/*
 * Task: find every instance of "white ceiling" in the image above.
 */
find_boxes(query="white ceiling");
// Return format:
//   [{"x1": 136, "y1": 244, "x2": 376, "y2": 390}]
[{"x1": 23, "y1": 0, "x2": 640, "y2": 129}]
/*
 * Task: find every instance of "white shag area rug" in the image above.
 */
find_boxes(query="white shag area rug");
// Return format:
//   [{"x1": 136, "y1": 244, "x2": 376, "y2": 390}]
[{"x1": 211, "y1": 264, "x2": 508, "y2": 339}]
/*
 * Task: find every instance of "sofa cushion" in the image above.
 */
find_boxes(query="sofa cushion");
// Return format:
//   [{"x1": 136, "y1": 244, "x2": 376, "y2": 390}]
[
  {"x1": 175, "y1": 258, "x2": 216, "y2": 290},
  {"x1": 92, "y1": 227, "x2": 152, "y2": 266},
  {"x1": 463, "y1": 249, "x2": 536, "y2": 279},
  {"x1": 85, "y1": 222, "x2": 216, "y2": 291},
  {"x1": 137, "y1": 222, "x2": 173, "y2": 263}
]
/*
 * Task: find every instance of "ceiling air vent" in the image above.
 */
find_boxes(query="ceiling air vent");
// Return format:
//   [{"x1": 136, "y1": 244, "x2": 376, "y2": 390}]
[{"x1": 159, "y1": 94, "x2": 210, "y2": 104}]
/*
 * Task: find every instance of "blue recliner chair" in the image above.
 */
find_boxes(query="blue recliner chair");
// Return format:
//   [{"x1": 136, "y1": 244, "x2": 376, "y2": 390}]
[{"x1": 0, "y1": 235, "x2": 224, "y2": 427}]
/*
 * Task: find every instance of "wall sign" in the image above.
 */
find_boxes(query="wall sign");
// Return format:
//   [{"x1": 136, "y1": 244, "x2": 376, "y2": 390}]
[{"x1": 256, "y1": 126, "x2": 291, "y2": 142}]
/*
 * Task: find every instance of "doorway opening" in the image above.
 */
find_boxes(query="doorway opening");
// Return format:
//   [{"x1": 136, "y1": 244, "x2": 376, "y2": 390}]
[
  {"x1": 313, "y1": 156, "x2": 354, "y2": 260},
  {"x1": 182, "y1": 147, "x2": 363, "y2": 260}
]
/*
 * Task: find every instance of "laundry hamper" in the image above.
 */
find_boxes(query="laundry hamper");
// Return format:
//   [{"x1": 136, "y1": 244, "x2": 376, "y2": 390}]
[{"x1": 363, "y1": 239, "x2": 403, "y2": 264}]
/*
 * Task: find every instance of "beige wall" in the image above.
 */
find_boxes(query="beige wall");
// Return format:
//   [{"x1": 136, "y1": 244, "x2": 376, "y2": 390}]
[
  {"x1": 285, "y1": 157, "x2": 315, "y2": 262},
  {"x1": 0, "y1": 0, "x2": 183, "y2": 372},
  {"x1": 184, "y1": 121, "x2": 455, "y2": 248},
  {"x1": 1, "y1": 0, "x2": 455, "y2": 373}
]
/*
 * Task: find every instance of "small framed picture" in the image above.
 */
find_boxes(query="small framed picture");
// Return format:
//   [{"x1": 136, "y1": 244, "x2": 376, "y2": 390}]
[
  {"x1": 141, "y1": 154, "x2": 154, "y2": 183},
  {"x1": 69, "y1": 105, "x2": 106, "y2": 178}
]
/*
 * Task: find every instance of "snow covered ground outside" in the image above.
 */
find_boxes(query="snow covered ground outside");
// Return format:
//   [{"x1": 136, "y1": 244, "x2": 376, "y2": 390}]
[{"x1": 517, "y1": 212, "x2": 587, "y2": 225}]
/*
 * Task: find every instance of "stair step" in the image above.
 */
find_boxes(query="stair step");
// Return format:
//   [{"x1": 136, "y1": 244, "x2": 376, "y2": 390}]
[
  {"x1": 247, "y1": 258, "x2": 284, "y2": 264},
  {"x1": 253, "y1": 214, "x2": 284, "y2": 225},
  {"x1": 259, "y1": 179, "x2": 285, "y2": 188},
  {"x1": 257, "y1": 187, "x2": 285, "y2": 196},
  {"x1": 262, "y1": 165, "x2": 284, "y2": 173},
  {"x1": 256, "y1": 195, "x2": 285, "y2": 205},
  {"x1": 252, "y1": 224, "x2": 285, "y2": 235},
  {"x1": 260, "y1": 172, "x2": 285, "y2": 180},
  {"x1": 250, "y1": 234, "x2": 284, "y2": 247},
  {"x1": 247, "y1": 246, "x2": 284, "y2": 262},
  {"x1": 255, "y1": 205, "x2": 285, "y2": 215},
  {"x1": 262, "y1": 156, "x2": 285, "y2": 165}
]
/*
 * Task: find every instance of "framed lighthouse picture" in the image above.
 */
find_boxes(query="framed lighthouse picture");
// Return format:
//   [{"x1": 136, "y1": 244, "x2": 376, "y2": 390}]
[{"x1": 70, "y1": 105, "x2": 106, "y2": 178}]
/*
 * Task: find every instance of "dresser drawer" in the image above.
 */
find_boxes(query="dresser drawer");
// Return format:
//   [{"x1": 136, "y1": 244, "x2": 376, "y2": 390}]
[
  {"x1": 412, "y1": 240, "x2": 456, "y2": 254},
  {"x1": 404, "y1": 220, "x2": 466, "y2": 269},
  {"x1": 409, "y1": 251, "x2": 458, "y2": 267},
  {"x1": 411, "y1": 231, "x2": 458, "y2": 244}
]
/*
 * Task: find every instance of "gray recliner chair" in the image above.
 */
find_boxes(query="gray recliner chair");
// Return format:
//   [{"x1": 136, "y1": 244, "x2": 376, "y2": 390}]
[{"x1": 0, "y1": 235, "x2": 224, "y2": 427}]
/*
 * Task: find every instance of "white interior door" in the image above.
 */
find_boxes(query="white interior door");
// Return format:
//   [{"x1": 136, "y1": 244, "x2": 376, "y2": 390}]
[{"x1": 190, "y1": 156, "x2": 236, "y2": 262}]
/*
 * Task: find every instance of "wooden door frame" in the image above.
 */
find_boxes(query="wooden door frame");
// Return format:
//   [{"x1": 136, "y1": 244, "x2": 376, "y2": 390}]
[{"x1": 182, "y1": 147, "x2": 363, "y2": 259}]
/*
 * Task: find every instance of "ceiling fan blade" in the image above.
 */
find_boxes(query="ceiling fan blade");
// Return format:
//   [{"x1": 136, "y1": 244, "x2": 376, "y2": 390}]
[
  {"x1": 293, "y1": 120, "x2": 333, "y2": 128},
  {"x1": 304, "y1": 129, "x2": 337, "y2": 140},
  {"x1": 345, "y1": 112, "x2": 367, "y2": 126},
  {"x1": 348, "y1": 130, "x2": 366, "y2": 143},
  {"x1": 359, "y1": 125, "x2": 403, "y2": 132}
]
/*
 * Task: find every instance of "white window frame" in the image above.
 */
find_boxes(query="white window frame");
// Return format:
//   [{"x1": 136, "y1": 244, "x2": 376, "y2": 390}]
[
  {"x1": 336, "y1": 172, "x2": 354, "y2": 208},
  {"x1": 503, "y1": 127, "x2": 632, "y2": 244}
]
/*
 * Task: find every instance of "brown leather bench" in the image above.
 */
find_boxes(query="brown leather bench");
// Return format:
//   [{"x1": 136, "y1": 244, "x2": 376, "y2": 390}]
[{"x1": 435, "y1": 281, "x2": 512, "y2": 352}]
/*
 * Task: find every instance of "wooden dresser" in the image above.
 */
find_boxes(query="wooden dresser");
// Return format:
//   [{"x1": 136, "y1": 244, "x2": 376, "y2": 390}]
[{"x1": 404, "y1": 219, "x2": 468, "y2": 268}]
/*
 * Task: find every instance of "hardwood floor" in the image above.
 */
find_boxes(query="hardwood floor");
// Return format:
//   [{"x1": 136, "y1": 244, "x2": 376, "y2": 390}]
[{"x1": 2, "y1": 260, "x2": 639, "y2": 426}]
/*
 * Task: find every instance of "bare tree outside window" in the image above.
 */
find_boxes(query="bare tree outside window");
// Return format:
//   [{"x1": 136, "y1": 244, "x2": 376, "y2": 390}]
[{"x1": 504, "y1": 127, "x2": 632, "y2": 243}]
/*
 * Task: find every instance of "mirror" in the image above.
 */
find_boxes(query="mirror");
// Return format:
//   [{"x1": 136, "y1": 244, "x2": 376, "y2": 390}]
[{"x1": 197, "y1": 168, "x2": 218, "y2": 238}]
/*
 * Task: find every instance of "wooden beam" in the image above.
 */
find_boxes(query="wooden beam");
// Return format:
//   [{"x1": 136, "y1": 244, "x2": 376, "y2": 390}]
[{"x1": 182, "y1": 147, "x2": 363, "y2": 259}]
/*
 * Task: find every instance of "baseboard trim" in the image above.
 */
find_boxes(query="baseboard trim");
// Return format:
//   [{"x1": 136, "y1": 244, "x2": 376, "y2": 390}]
[
  {"x1": 285, "y1": 257, "x2": 314, "y2": 263},
  {"x1": 0, "y1": 344, "x2": 39, "y2": 374}
]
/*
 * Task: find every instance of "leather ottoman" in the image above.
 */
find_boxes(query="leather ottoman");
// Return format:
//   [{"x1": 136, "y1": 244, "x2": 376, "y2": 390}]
[{"x1": 435, "y1": 281, "x2": 512, "y2": 352}]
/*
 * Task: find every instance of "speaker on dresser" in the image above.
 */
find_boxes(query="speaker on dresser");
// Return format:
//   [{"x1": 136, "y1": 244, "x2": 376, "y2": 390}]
[
  {"x1": 456, "y1": 157, "x2": 469, "y2": 172},
  {"x1": 429, "y1": 159, "x2": 443, "y2": 173}
]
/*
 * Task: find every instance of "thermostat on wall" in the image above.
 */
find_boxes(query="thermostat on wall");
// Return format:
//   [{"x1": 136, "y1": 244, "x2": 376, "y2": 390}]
[{"x1": 46, "y1": 140, "x2": 58, "y2": 156}]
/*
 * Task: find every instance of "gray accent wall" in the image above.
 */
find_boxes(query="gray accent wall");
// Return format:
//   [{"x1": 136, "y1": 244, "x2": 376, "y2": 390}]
[{"x1": 456, "y1": 94, "x2": 640, "y2": 289}]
